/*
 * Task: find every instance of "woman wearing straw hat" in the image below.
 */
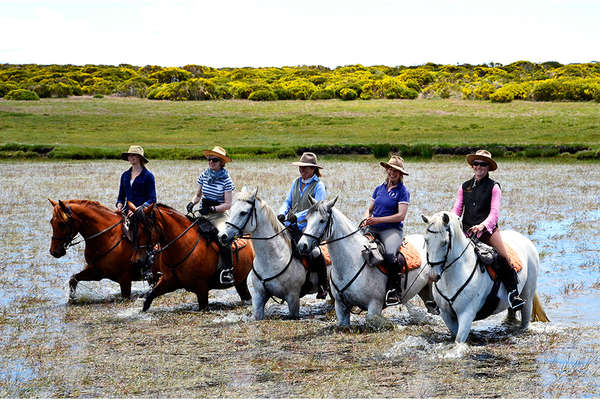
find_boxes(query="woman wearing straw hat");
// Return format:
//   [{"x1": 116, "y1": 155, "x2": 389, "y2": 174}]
[
  {"x1": 186, "y1": 146, "x2": 236, "y2": 285},
  {"x1": 360, "y1": 154, "x2": 411, "y2": 305},
  {"x1": 451, "y1": 149, "x2": 524, "y2": 311},
  {"x1": 277, "y1": 152, "x2": 328, "y2": 299},
  {"x1": 116, "y1": 145, "x2": 156, "y2": 216}
]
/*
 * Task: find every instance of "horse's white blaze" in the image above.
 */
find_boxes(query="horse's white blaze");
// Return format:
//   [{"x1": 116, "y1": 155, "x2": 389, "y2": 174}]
[{"x1": 423, "y1": 211, "x2": 544, "y2": 343}]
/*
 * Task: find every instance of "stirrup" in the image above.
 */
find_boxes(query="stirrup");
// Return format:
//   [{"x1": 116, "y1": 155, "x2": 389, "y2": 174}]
[
  {"x1": 385, "y1": 289, "x2": 400, "y2": 306},
  {"x1": 425, "y1": 300, "x2": 440, "y2": 315},
  {"x1": 219, "y1": 268, "x2": 234, "y2": 285},
  {"x1": 508, "y1": 290, "x2": 524, "y2": 311}
]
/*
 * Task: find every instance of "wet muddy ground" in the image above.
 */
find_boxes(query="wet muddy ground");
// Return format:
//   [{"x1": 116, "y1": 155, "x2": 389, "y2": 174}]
[{"x1": 1, "y1": 159, "x2": 599, "y2": 397}]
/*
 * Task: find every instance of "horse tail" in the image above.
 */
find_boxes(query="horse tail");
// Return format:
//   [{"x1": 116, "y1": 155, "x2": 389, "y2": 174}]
[{"x1": 531, "y1": 291, "x2": 549, "y2": 322}]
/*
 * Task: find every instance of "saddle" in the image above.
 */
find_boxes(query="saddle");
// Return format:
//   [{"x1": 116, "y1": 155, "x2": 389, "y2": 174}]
[
  {"x1": 362, "y1": 233, "x2": 421, "y2": 274},
  {"x1": 473, "y1": 240, "x2": 523, "y2": 281},
  {"x1": 188, "y1": 215, "x2": 248, "y2": 254}
]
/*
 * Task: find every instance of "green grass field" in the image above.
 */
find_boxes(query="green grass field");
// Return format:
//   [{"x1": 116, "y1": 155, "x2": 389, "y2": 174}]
[{"x1": 0, "y1": 96, "x2": 599, "y2": 159}]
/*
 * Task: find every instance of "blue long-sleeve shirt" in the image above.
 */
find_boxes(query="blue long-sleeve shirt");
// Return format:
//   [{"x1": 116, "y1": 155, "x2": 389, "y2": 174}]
[
  {"x1": 279, "y1": 175, "x2": 326, "y2": 231},
  {"x1": 116, "y1": 167, "x2": 157, "y2": 208}
]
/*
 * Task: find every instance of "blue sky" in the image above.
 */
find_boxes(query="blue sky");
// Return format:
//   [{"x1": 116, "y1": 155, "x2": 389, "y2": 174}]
[{"x1": 1, "y1": 0, "x2": 598, "y2": 68}]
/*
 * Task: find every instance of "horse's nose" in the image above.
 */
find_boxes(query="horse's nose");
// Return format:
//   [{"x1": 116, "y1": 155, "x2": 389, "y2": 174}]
[
  {"x1": 50, "y1": 249, "x2": 64, "y2": 258},
  {"x1": 428, "y1": 270, "x2": 440, "y2": 283},
  {"x1": 298, "y1": 242, "x2": 308, "y2": 255}
]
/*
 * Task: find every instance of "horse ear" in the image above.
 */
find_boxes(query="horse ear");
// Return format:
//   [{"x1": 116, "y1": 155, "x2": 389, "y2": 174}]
[
  {"x1": 327, "y1": 196, "x2": 339, "y2": 210},
  {"x1": 308, "y1": 195, "x2": 317, "y2": 205},
  {"x1": 421, "y1": 214, "x2": 429, "y2": 224},
  {"x1": 240, "y1": 185, "x2": 248, "y2": 193},
  {"x1": 442, "y1": 213, "x2": 450, "y2": 225},
  {"x1": 58, "y1": 200, "x2": 69, "y2": 213},
  {"x1": 49, "y1": 199, "x2": 57, "y2": 207},
  {"x1": 253, "y1": 187, "x2": 259, "y2": 197},
  {"x1": 144, "y1": 203, "x2": 155, "y2": 214}
]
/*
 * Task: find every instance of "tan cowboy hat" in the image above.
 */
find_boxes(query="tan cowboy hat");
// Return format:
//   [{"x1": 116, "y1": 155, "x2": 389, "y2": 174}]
[
  {"x1": 466, "y1": 149, "x2": 497, "y2": 171},
  {"x1": 380, "y1": 155, "x2": 409, "y2": 176},
  {"x1": 122, "y1": 145, "x2": 148, "y2": 163},
  {"x1": 292, "y1": 152, "x2": 323, "y2": 169},
  {"x1": 202, "y1": 146, "x2": 232, "y2": 163}
]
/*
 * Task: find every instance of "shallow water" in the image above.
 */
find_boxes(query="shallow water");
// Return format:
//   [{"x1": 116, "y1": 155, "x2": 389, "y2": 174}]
[{"x1": 0, "y1": 159, "x2": 599, "y2": 397}]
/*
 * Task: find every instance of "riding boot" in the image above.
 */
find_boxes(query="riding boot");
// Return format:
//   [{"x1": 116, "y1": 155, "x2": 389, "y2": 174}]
[
  {"x1": 497, "y1": 255, "x2": 524, "y2": 311},
  {"x1": 313, "y1": 253, "x2": 328, "y2": 299},
  {"x1": 218, "y1": 244, "x2": 235, "y2": 285},
  {"x1": 385, "y1": 258, "x2": 402, "y2": 306}
]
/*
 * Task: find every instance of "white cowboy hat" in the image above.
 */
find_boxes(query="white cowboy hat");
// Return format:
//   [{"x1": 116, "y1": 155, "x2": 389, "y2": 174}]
[
  {"x1": 291, "y1": 152, "x2": 323, "y2": 169},
  {"x1": 121, "y1": 145, "x2": 149, "y2": 163},
  {"x1": 466, "y1": 149, "x2": 497, "y2": 171},
  {"x1": 202, "y1": 146, "x2": 232, "y2": 163},
  {"x1": 380, "y1": 155, "x2": 409, "y2": 175}
]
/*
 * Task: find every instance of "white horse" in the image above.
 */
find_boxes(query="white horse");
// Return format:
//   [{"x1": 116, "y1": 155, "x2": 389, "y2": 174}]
[
  {"x1": 421, "y1": 211, "x2": 549, "y2": 343},
  {"x1": 297, "y1": 197, "x2": 435, "y2": 327},
  {"x1": 220, "y1": 189, "x2": 322, "y2": 320}
]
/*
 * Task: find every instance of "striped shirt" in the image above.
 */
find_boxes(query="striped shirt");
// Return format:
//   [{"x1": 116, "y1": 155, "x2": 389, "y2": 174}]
[{"x1": 197, "y1": 168, "x2": 235, "y2": 203}]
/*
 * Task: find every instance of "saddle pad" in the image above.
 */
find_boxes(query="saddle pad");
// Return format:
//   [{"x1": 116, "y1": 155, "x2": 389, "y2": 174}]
[
  {"x1": 301, "y1": 245, "x2": 332, "y2": 270},
  {"x1": 487, "y1": 243, "x2": 523, "y2": 280},
  {"x1": 210, "y1": 238, "x2": 248, "y2": 253}
]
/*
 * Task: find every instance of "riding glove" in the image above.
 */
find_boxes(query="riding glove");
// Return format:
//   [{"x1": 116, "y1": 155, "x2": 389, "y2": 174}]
[
  {"x1": 199, "y1": 206, "x2": 214, "y2": 215},
  {"x1": 277, "y1": 214, "x2": 286, "y2": 223},
  {"x1": 287, "y1": 214, "x2": 297, "y2": 224},
  {"x1": 186, "y1": 202, "x2": 195, "y2": 214}
]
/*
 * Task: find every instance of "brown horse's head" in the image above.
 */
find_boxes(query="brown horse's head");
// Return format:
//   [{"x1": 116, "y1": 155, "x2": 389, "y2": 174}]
[
  {"x1": 127, "y1": 202, "x2": 162, "y2": 278},
  {"x1": 49, "y1": 199, "x2": 77, "y2": 258}
]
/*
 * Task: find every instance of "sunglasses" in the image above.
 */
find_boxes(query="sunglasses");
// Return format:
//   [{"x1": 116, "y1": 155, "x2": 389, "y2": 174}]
[
  {"x1": 207, "y1": 157, "x2": 221, "y2": 163},
  {"x1": 472, "y1": 161, "x2": 488, "y2": 167}
]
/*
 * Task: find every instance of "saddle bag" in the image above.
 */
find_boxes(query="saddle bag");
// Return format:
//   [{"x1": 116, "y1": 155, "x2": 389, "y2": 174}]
[
  {"x1": 472, "y1": 238, "x2": 498, "y2": 266},
  {"x1": 361, "y1": 239, "x2": 384, "y2": 266}
]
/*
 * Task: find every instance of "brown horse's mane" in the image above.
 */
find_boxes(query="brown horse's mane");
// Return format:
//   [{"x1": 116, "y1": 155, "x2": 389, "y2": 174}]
[
  {"x1": 236, "y1": 191, "x2": 292, "y2": 247},
  {"x1": 61, "y1": 199, "x2": 118, "y2": 216}
]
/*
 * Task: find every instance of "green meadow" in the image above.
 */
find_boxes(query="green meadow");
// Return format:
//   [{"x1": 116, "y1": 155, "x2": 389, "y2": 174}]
[{"x1": 0, "y1": 97, "x2": 599, "y2": 159}]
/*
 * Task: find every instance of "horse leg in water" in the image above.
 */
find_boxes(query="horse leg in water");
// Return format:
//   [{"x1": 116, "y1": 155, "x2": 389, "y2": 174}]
[
  {"x1": 142, "y1": 276, "x2": 173, "y2": 312},
  {"x1": 194, "y1": 281, "x2": 209, "y2": 311},
  {"x1": 334, "y1": 296, "x2": 351, "y2": 327},
  {"x1": 234, "y1": 281, "x2": 252, "y2": 304},
  {"x1": 118, "y1": 268, "x2": 133, "y2": 299},
  {"x1": 418, "y1": 284, "x2": 440, "y2": 315},
  {"x1": 284, "y1": 291, "x2": 301, "y2": 320},
  {"x1": 69, "y1": 265, "x2": 104, "y2": 299},
  {"x1": 439, "y1": 311, "x2": 459, "y2": 339},
  {"x1": 455, "y1": 312, "x2": 476, "y2": 343},
  {"x1": 251, "y1": 281, "x2": 269, "y2": 320}
]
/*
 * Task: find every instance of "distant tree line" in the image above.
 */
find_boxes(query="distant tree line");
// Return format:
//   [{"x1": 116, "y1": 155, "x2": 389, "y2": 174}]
[{"x1": 1, "y1": 61, "x2": 600, "y2": 102}]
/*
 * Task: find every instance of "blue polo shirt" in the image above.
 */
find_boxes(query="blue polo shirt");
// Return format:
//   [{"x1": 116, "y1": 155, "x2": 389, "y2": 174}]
[
  {"x1": 371, "y1": 182, "x2": 410, "y2": 230},
  {"x1": 116, "y1": 167, "x2": 157, "y2": 208}
]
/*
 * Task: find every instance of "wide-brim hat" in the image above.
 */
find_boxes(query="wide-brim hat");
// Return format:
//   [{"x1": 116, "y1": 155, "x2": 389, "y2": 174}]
[
  {"x1": 122, "y1": 145, "x2": 148, "y2": 163},
  {"x1": 380, "y1": 155, "x2": 409, "y2": 176},
  {"x1": 466, "y1": 149, "x2": 497, "y2": 171},
  {"x1": 292, "y1": 152, "x2": 323, "y2": 169},
  {"x1": 202, "y1": 146, "x2": 232, "y2": 163}
]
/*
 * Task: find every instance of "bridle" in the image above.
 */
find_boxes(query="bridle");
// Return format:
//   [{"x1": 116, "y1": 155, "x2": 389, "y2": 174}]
[
  {"x1": 51, "y1": 202, "x2": 124, "y2": 250},
  {"x1": 301, "y1": 208, "x2": 364, "y2": 246},
  {"x1": 224, "y1": 197, "x2": 292, "y2": 241},
  {"x1": 426, "y1": 222, "x2": 478, "y2": 316}
]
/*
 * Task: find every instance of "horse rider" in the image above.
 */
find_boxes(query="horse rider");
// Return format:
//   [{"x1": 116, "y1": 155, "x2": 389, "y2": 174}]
[
  {"x1": 360, "y1": 154, "x2": 412, "y2": 305},
  {"x1": 277, "y1": 152, "x2": 329, "y2": 299},
  {"x1": 186, "y1": 146, "x2": 236, "y2": 285},
  {"x1": 451, "y1": 149, "x2": 525, "y2": 311},
  {"x1": 116, "y1": 145, "x2": 157, "y2": 217}
]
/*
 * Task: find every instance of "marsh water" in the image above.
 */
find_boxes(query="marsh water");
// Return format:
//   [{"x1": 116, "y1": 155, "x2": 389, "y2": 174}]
[{"x1": 1, "y1": 159, "x2": 599, "y2": 397}]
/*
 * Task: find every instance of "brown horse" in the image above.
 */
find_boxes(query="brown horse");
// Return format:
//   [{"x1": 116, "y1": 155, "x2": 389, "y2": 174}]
[
  {"x1": 49, "y1": 199, "x2": 143, "y2": 299},
  {"x1": 131, "y1": 202, "x2": 253, "y2": 312}
]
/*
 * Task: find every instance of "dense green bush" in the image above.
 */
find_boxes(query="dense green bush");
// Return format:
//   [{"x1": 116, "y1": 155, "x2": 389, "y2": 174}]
[
  {"x1": 0, "y1": 82, "x2": 18, "y2": 97},
  {"x1": 310, "y1": 88, "x2": 335, "y2": 100},
  {"x1": 248, "y1": 89, "x2": 277, "y2": 101},
  {"x1": 149, "y1": 67, "x2": 193, "y2": 84},
  {"x1": 4, "y1": 89, "x2": 40, "y2": 100}
]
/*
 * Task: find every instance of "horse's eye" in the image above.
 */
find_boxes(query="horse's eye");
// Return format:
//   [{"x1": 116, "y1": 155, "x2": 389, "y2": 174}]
[
  {"x1": 240, "y1": 211, "x2": 247, "y2": 216},
  {"x1": 319, "y1": 219, "x2": 325, "y2": 224}
]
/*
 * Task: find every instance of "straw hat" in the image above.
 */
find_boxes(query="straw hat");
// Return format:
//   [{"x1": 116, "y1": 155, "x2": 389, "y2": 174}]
[
  {"x1": 202, "y1": 146, "x2": 232, "y2": 163},
  {"x1": 122, "y1": 145, "x2": 148, "y2": 163},
  {"x1": 466, "y1": 149, "x2": 497, "y2": 171},
  {"x1": 380, "y1": 155, "x2": 409, "y2": 176},
  {"x1": 292, "y1": 152, "x2": 323, "y2": 169}
]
